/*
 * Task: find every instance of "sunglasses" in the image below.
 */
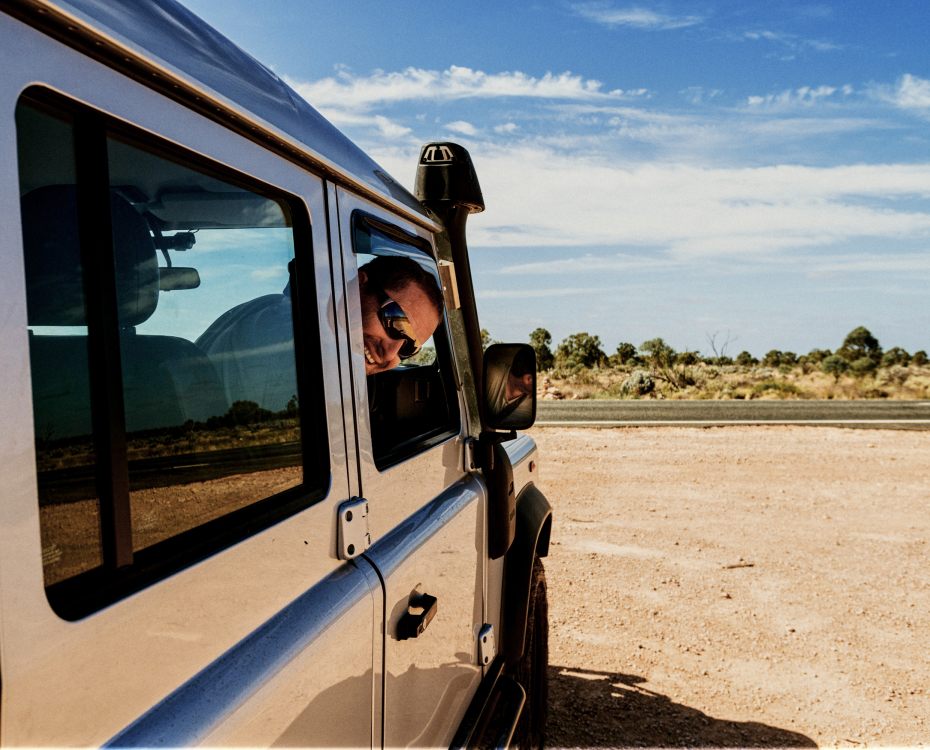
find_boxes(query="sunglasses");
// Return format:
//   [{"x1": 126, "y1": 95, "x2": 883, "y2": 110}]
[{"x1": 377, "y1": 295, "x2": 423, "y2": 359}]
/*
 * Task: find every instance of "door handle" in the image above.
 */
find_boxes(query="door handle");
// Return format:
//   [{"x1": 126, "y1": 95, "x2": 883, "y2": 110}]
[{"x1": 397, "y1": 593, "x2": 438, "y2": 640}]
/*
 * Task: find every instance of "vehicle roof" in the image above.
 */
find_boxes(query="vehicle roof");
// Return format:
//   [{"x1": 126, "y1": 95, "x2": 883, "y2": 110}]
[{"x1": 12, "y1": 0, "x2": 433, "y2": 226}]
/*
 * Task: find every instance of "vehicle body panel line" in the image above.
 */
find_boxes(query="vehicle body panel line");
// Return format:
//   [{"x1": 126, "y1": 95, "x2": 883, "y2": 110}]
[{"x1": 102, "y1": 562, "x2": 373, "y2": 748}]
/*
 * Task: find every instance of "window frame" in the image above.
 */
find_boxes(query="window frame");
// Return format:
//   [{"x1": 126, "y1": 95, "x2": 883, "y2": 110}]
[
  {"x1": 18, "y1": 87, "x2": 331, "y2": 620},
  {"x1": 350, "y1": 210, "x2": 462, "y2": 471}
]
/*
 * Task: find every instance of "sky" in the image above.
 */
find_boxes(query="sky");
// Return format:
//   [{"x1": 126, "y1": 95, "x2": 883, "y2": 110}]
[{"x1": 179, "y1": 0, "x2": 930, "y2": 359}]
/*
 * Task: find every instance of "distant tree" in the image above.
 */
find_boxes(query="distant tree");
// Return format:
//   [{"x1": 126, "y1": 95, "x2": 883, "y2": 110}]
[
  {"x1": 782, "y1": 351, "x2": 797, "y2": 365},
  {"x1": 615, "y1": 342, "x2": 637, "y2": 363},
  {"x1": 639, "y1": 338, "x2": 676, "y2": 368},
  {"x1": 677, "y1": 351, "x2": 700, "y2": 366},
  {"x1": 913, "y1": 350, "x2": 928, "y2": 366},
  {"x1": 555, "y1": 332, "x2": 607, "y2": 369},
  {"x1": 705, "y1": 330, "x2": 736, "y2": 363},
  {"x1": 838, "y1": 326, "x2": 881, "y2": 362},
  {"x1": 529, "y1": 328, "x2": 555, "y2": 370},
  {"x1": 881, "y1": 347, "x2": 910, "y2": 367},
  {"x1": 480, "y1": 329, "x2": 497, "y2": 351},
  {"x1": 822, "y1": 355, "x2": 849, "y2": 381},
  {"x1": 806, "y1": 348, "x2": 832, "y2": 363},
  {"x1": 736, "y1": 351, "x2": 757, "y2": 366},
  {"x1": 762, "y1": 350, "x2": 783, "y2": 367}
]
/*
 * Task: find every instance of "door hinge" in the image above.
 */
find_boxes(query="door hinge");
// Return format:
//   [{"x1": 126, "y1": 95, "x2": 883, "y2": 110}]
[
  {"x1": 478, "y1": 623, "x2": 496, "y2": 666},
  {"x1": 338, "y1": 497, "x2": 371, "y2": 560},
  {"x1": 463, "y1": 437, "x2": 477, "y2": 473}
]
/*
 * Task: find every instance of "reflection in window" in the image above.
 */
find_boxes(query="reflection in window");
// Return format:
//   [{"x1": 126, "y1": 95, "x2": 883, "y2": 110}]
[{"x1": 17, "y1": 92, "x2": 324, "y2": 609}]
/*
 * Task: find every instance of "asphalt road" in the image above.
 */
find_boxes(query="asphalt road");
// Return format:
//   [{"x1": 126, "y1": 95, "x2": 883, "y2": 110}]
[{"x1": 535, "y1": 399, "x2": 930, "y2": 429}]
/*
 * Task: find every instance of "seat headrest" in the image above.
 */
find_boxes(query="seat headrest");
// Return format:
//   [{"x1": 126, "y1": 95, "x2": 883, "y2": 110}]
[{"x1": 22, "y1": 185, "x2": 159, "y2": 327}]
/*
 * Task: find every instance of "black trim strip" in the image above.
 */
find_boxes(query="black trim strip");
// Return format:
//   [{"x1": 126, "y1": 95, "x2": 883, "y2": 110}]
[{"x1": 73, "y1": 110, "x2": 133, "y2": 568}]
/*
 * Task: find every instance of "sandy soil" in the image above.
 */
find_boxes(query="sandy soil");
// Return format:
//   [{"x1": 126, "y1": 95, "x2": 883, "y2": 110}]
[{"x1": 526, "y1": 425, "x2": 930, "y2": 749}]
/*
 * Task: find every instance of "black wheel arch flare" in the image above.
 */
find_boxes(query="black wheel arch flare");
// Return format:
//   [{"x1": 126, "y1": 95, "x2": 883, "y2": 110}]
[{"x1": 500, "y1": 482, "x2": 552, "y2": 668}]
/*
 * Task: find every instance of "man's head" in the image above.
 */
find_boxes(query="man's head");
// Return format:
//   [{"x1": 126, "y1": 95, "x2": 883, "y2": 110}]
[
  {"x1": 505, "y1": 346, "x2": 536, "y2": 400},
  {"x1": 358, "y1": 255, "x2": 443, "y2": 374}
]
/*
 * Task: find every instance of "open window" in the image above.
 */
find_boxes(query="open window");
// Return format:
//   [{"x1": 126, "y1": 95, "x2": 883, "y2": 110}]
[
  {"x1": 351, "y1": 212, "x2": 461, "y2": 469},
  {"x1": 17, "y1": 89, "x2": 328, "y2": 619}
]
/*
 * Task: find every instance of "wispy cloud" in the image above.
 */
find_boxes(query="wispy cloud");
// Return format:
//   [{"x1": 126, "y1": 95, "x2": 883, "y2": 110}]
[
  {"x1": 446, "y1": 120, "x2": 479, "y2": 136},
  {"x1": 747, "y1": 85, "x2": 842, "y2": 108},
  {"x1": 743, "y1": 30, "x2": 842, "y2": 54},
  {"x1": 285, "y1": 65, "x2": 627, "y2": 115},
  {"x1": 572, "y1": 3, "x2": 703, "y2": 30}
]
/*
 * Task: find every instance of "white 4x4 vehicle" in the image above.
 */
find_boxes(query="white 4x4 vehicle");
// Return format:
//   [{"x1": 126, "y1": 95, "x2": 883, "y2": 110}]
[{"x1": 0, "y1": 0, "x2": 553, "y2": 747}]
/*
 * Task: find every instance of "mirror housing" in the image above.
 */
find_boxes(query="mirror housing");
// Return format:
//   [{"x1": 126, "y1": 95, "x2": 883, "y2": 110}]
[
  {"x1": 483, "y1": 344, "x2": 537, "y2": 431},
  {"x1": 158, "y1": 267, "x2": 200, "y2": 291}
]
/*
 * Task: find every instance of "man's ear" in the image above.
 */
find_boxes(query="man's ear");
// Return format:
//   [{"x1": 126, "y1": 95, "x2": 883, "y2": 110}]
[{"x1": 358, "y1": 270, "x2": 368, "y2": 290}]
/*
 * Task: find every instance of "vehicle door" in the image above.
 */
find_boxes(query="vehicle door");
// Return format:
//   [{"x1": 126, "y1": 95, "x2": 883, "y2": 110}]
[
  {"x1": 334, "y1": 189, "x2": 487, "y2": 748},
  {"x1": 0, "y1": 15, "x2": 379, "y2": 747}
]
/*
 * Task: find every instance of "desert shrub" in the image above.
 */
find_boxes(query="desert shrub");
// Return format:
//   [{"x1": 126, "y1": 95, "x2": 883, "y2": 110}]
[
  {"x1": 753, "y1": 379, "x2": 801, "y2": 396},
  {"x1": 913, "y1": 350, "x2": 928, "y2": 366},
  {"x1": 822, "y1": 355, "x2": 849, "y2": 381},
  {"x1": 881, "y1": 347, "x2": 910, "y2": 367},
  {"x1": 736, "y1": 351, "x2": 757, "y2": 366},
  {"x1": 806, "y1": 348, "x2": 832, "y2": 363},
  {"x1": 678, "y1": 350, "x2": 700, "y2": 366},
  {"x1": 620, "y1": 370, "x2": 655, "y2": 396},
  {"x1": 762, "y1": 350, "x2": 783, "y2": 366},
  {"x1": 850, "y1": 357, "x2": 877, "y2": 377},
  {"x1": 615, "y1": 342, "x2": 637, "y2": 363},
  {"x1": 778, "y1": 364, "x2": 792, "y2": 374}
]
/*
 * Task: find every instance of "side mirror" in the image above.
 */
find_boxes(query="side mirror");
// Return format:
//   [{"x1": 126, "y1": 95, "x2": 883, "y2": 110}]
[{"x1": 483, "y1": 344, "x2": 537, "y2": 431}]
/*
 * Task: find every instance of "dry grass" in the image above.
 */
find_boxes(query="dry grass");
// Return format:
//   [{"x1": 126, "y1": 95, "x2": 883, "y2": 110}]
[{"x1": 545, "y1": 364, "x2": 930, "y2": 401}]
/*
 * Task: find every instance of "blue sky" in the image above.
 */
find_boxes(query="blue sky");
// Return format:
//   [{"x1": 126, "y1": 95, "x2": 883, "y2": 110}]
[{"x1": 180, "y1": 0, "x2": 930, "y2": 359}]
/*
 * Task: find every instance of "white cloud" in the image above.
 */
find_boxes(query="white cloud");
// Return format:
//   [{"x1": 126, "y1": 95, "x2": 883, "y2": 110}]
[
  {"x1": 284, "y1": 66, "x2": 626, "y2": 115},
  {"x1": 446, "y1": 120, "x2": 479, "y2": 136},
  {"x1": 375, "y1": 115, "x2": 411, "y2": 138},
  {"x1": 743, "y1": 30, "x2": 841, "y2": 53},
  {"x1": 747, "y1": 85, "x2": 838, "y2": 108},
  {"x1": 494, "y1": 122, "x2": 520, "y2": 134},
  {"x1": 371, "y1": 142, "x2": 930, "y2": 262},
  {"x1": 888, "y1": 74, "x2": 930, "y2": 112},
  {"x1": 572, "y1": 3, "x2": 702, "y2": 30}
]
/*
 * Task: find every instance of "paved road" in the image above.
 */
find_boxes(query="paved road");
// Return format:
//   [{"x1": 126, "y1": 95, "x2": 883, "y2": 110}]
[{"x1": 535, "y1": 399, "x2": 930, "y2": 429}]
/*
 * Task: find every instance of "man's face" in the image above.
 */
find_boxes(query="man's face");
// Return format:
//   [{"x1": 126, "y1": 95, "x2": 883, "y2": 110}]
[
  {"x1": 359, "y1": 270, "x2": 442, "y2": 374},
  {"x1": 505, "y1": 371, "x2": 534, "y2": 401}
]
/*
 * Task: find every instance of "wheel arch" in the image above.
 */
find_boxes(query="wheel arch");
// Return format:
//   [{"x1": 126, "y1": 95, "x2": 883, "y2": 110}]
[{"x1": 500, "y1": 482, "x2": 552, "y2": 668}]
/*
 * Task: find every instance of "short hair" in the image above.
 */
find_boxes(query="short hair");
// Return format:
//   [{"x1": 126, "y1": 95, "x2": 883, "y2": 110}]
[
  {"x1": 511, "y1": 346, "x2": 536, "y2": 378},
  {"x1": 360, "y1": 255, "x2": 443, "y2": 315}
]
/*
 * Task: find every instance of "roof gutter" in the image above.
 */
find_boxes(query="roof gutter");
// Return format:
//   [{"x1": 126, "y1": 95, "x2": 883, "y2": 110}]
[{"x1": 0, "y1": 0, "x2": 441, "y2": 234}]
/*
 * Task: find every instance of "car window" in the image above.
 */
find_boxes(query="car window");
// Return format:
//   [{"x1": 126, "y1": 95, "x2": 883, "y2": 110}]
[
  {"x1": 351, "y1": 213, "x2": 460, "y2": 469},
  {"x1": 17, "y1": 90, "x2": 328, "y2": 618}
]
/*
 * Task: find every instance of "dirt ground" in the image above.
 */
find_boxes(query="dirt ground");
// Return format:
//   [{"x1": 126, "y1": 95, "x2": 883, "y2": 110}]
[{"x1": 526, "y1": 425, "x2": 930, "y2": 749}]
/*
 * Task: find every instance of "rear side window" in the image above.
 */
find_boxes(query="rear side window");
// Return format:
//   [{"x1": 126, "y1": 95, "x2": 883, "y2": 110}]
[
  {"x1": 17, "y1": 90, "x2": 328, "y2": 619},
  {"x1": 352, "y1": 213, "x2": 461, "y2": 468}
]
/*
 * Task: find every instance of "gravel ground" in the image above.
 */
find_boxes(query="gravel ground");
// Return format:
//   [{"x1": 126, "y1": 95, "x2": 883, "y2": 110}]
[{"x1": 526, "y1": 425, "x2": 930, "y2": 749}]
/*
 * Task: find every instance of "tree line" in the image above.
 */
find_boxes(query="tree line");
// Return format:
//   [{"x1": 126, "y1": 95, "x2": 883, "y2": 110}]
[{"x1": 485, "y1": 326, "x2": 928, "y2": 376}]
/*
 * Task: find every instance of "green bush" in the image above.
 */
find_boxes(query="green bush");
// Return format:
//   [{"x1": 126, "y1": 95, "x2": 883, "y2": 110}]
[
  {"x1": 850, "y1": 357, "x2": 876, "y2": 377},
  {"x1": 736, "y1": 351, "x2": 757, "y2": 366},
  {"x1": 822, "y1": 354, "x2": 849, "y2": 381},
  {"x1": 555, "y1": 332, "x2": 607, "y2": 369},
  {"x1": 837, "y1": 326, "x2": 881, "y2": 362},
  {"x1": 913, "y1": 350, "x2": 928, "y2": 366},
  {"x1": 777, "y1": 364, "x2": 792, "y2": 374}
]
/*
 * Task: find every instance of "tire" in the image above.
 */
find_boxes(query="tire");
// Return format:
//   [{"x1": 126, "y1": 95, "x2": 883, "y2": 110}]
[{"x1": 511, "y1": 554, "x2": 548, "y2": 750}]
